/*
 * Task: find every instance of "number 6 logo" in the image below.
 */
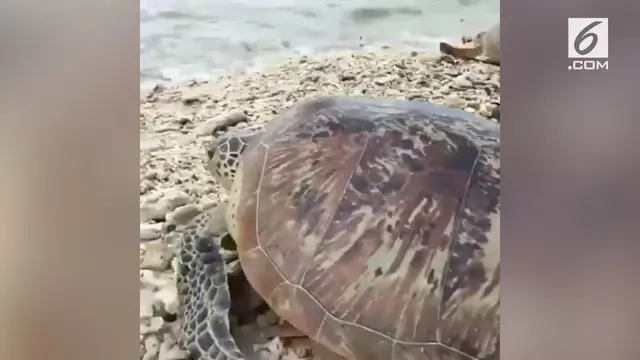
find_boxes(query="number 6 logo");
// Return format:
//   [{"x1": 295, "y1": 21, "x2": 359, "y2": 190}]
[
  {"x1": 568, "y1": 18, "x2": 608, "y2": 59},
  {"x1": 574, "y1": 21, "x2": 602, "y2": 56}
]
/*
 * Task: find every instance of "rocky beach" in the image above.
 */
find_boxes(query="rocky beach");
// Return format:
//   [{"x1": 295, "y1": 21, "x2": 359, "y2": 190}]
[{"x1": 139, "y1": 48, "x2": 500, "y2": 360}]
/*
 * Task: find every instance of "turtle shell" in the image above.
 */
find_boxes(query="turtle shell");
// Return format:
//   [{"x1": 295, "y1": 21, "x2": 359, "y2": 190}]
[{"x1": 233, "y1": 96, "x2": 500, "y2": 360}]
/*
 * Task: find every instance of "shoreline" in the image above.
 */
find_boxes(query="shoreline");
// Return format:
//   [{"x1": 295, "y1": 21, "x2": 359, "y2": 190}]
[
  {"x1": 140, "y1": 45, "x2": 446, "y2": 91},
  {"x1": 139, "y1": 48, "x2": 500, "y2": 359}
]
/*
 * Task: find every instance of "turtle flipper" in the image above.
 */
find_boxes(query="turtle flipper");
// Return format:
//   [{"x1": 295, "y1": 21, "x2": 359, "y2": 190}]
[{"x1": 177, "y1": 210, "x2": 245, "y2": 360}]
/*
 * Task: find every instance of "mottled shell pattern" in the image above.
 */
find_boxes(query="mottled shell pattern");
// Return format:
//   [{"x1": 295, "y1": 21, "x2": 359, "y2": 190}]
[{"x1": 231, "y1": 96, "x2": 500, "y2": 360}]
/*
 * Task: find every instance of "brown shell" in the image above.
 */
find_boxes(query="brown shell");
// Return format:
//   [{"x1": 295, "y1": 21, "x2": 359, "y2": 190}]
[{"x1": 234, "y1": 96, "x2": 500, "y2": 360}]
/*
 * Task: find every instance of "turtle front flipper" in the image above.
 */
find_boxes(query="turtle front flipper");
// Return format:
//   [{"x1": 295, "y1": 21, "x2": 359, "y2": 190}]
[{"x1": 177, "y1": 208, "x2": 245, "y2": 360}]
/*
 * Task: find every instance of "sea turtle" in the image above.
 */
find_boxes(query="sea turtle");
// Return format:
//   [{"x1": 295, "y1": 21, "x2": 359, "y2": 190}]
[
  {"x1": 177, "y1": 96, "x2": 500, "y2": 360},
  {"x1": 439, "y1": 22, "x2": 500, "y2": 65}
]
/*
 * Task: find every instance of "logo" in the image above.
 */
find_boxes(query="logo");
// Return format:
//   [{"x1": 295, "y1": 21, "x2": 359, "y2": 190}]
[{"x1": 567, "y1": 18, "x2": 609, "y2": 71}]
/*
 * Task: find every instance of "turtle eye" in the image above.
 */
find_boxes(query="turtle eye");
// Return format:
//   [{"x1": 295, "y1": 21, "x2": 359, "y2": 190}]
[{"x1": 207, "y1": 148, "x2": 215, "y2": 160}]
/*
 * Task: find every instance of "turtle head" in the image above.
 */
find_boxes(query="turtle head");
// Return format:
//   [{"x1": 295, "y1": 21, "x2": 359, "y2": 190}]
[{"x1": 206, "y1": 127, "x2": 263, "y2": 191}]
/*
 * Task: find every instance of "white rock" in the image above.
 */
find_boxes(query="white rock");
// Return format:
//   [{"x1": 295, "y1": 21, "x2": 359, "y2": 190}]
[
  {"x1": 163, "y1": 232, "x2": 181, "y2": 247},
  {"x1": 140, "y1": 189, "x2": 191, "y2": 222},
  {"x1": 195, "y1": 110, "x2": 248, "y2": 137},
  {"x1": 265, "y1": 337, "x2": 284, "y2": 359},
  {"x1": 140, "y1": 288, "x2": 155, "y2": 320},
  {"x1": 155, "y1": 123, "x2": 182, "y2": 133},
  {"x1": 140, "y1": 269, "x2": 167, "y2": 289},
  {"x1": 451, "y1": 73, "x2": 473, "y2": 88},
  {"x1": 140, "y1": 138, "x2": 165, "y2": 152},
  {"x1": 150, "y1": 316, "x2": 165, "y2": 332},
  {"x1": 444, "y1": 94, "x2": 466, "y2": 109},
  {"x1": 140, "y1": 240, "x2": 174, "y2": 271},
  {"x1": 142, "y1": 335, "x2": 160, "y2": 360},
  {"x1": 158, "y1": 344, "x2": 186, "y2": 360},
  {"x1": 140, "y1": 222, "x2": 164, "y2": 241},
  {"x1": 165, "y1": 204, "x2": 201, "y2": 226},
  {"x1": 141, "y1": 316, "x2": 164, "y2": 335},
  {"x1": 158, "y1": 333, "x2": 188, "y2": 360},
  {"x1": 153, "y1": 286, "x2": 178, "y2": 315}
]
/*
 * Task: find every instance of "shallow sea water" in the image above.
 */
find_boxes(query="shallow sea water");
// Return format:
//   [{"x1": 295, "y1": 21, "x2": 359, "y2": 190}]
[{"x1": 140, "y1": 0, "x2": 499, "y2": 86}]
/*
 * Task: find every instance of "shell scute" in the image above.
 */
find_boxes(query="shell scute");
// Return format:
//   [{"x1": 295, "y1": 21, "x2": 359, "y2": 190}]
[{"x1": 438, "y1": 143, "x2": 500, "y2": 358}]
